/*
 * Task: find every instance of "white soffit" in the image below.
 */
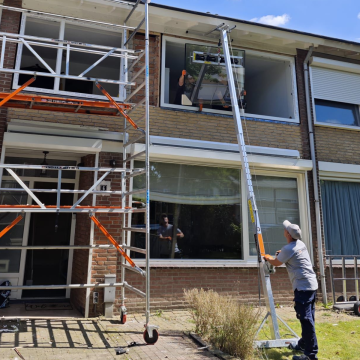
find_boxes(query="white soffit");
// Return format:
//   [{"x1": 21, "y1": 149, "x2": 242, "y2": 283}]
[
  {"x1": 7, "y1": 119, "x2": 125, "y2": 142},
  {"x1": 134, "y1": 136, "x2": 312, "y2": 170},
  {"x1": 4, "y1": 132, "x2": 102, "y2": 153}
]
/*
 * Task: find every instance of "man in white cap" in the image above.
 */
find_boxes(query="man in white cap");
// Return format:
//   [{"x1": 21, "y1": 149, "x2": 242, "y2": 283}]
[{"x1": 263, "y1": 220, "x2": 318, "y2": 360}]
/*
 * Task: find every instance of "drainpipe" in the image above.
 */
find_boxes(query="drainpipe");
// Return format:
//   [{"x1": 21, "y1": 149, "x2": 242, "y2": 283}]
[{"x1": 303, "y1": 46, "x2": 327, "y2": 304}]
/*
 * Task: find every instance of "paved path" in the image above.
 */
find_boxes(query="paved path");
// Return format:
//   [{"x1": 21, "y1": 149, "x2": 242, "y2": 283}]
[{"x1": 0, "y1": 311, "x2": 217, "y2": 360}]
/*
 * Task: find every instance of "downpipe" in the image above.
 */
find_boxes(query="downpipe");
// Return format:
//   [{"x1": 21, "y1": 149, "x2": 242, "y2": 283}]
[{"x1": 303, "y1": 46, "x2": 327, "y2": 304}]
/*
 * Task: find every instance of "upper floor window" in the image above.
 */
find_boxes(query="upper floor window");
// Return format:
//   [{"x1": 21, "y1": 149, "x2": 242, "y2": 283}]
[
  {"x1": 14, "y1": 16, "x2": 122, "y2": 100},
  {"x1": 161, "y1": 36, "x2": 298, "y2": 122},
  {"x1": 314, "y1": 99, "x2": 360, "y2": 127}
]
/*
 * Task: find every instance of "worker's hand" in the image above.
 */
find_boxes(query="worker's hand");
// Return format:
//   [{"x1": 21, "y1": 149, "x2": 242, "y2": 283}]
[
  {"x1": 167, "y1": 236, "x2": 172, "y2": 241},
  {"x1": 263, "y1": 254, "x2": 274, "y2": 261},
  {"x1": 182, "y1": 70, "x2": 186, "y2": 76},
  {"x1": 275, "y1": 250, "x2": 281, "y2": 256}
]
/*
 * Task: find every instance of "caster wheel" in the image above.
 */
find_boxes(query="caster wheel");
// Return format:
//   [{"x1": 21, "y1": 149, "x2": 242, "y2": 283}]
[
  {"x1": 349, "y1": 295, "x2": 357, "y2": 301},
  {"x1": 120, "y1": 312, "x2": 127, "y2": 324},
  {"x1": 143, "y1": 329, "x2": 159, "y2": 345},
  {"x1": 354, "y1": 301, "x2": 360, "y2": 316},
  {"x1": 337, "y1": 295, "x2": 345, "y2": 302}
]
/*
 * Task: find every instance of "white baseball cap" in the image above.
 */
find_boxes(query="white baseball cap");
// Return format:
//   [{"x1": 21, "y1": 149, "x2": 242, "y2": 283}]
[{"x1": 283, "y1": 220, "x2": 302, "y2": 240}]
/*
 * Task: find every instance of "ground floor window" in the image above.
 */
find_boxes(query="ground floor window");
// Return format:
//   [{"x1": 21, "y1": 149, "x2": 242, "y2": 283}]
[
  {"x1": 321, "y1": 180, "x2": 360, "y2": 255},
  {"x1": 131, "y1": 161, "x2": 302, "y2": 261}
]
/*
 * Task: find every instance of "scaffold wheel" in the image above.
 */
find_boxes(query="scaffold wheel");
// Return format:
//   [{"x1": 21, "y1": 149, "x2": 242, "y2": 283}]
[
  {"x1": 354, "y1": 302, "x2": 360, "y2": 317},
  {"x1": 143, "y1": 329, "x2": 159, "y2": 345}
]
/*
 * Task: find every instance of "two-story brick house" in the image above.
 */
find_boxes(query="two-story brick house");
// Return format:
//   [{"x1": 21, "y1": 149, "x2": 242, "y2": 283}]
[{"x1": 0, "y1": 0, "x2": 359, "y2": 318}]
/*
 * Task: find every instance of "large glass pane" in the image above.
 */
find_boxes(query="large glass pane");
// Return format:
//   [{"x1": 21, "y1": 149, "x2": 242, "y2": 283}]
[
  {"x1": 164, "y1": 40, "x2": 245, "y2": 111},
  {"x1": 0, "y1": 181, "x2": 27, "y2": 273},
  {"x1": 315, "y1": 99, "x2": 360, "y2": 126},
  {"x1": 132, "y1": 162, "x2": 242, "y2": 260},
  {"x1": 19, "y1": 17, "x2": 60, "y2": 89},
  {"x1": 61, "y1": 24, "x2": 121, "y2": 97},
  {"x1": 248, "y1": 175, "x2": 299, "y2": 256}
]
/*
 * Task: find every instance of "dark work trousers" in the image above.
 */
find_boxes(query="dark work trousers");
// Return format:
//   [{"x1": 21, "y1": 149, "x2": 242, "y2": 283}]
[{"x1": 294, "y1": 289, "x2": 318, "y2": 359}]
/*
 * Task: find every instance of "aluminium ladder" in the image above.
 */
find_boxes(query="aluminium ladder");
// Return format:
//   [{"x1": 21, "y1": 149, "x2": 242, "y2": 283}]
[
  {"x1": 216, "y1": 24, "x2": 299, "y2": 348},
  {"x1": 0, "y1": 0, "x2": 158, "y2": 344}
]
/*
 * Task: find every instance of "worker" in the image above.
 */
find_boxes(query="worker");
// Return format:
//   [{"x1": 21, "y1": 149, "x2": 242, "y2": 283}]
[
  {"x1": 157, "y1": 213, "x2": 184, "y2": 258},
  {"x1": 263, "y1": 220, "x2": 318, "y2": 360},
  {"x1": 174, "y1": 70, "x2": 195, "y2": 105}
]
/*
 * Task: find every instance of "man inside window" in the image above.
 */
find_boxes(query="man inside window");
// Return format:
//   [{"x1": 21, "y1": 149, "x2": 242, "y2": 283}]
[
  {"x1": 263, "y1": 220, "x2": 318, "y2": 360},
  {"x1": 157, "y1": 213, "x2": 184, "y2": 258}
]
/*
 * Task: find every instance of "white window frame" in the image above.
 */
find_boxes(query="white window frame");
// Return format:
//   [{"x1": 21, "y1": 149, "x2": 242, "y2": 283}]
[
  {"x1": 134, "y1": 161, "x2": 310, "y2": 267},
  {"x1": 309, "y1": 67, "x2": 360, "y2": 131},
  {"x1": 12, "y1": 13, "x2": 123, "y2": 101},
  {"x1": 160, "y1": 35, "x2": 300, "y2": 124}
]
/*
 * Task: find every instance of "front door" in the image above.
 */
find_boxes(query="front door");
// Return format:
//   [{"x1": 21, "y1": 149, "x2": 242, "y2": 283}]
[{"x1": 22, "y1": 182, "x2": 74, "y2": 298}]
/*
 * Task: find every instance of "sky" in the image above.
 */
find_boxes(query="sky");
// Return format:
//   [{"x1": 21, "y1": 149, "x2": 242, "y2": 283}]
[{"x1": 152, "y1": 0, "x2": 360, "y2": 43}]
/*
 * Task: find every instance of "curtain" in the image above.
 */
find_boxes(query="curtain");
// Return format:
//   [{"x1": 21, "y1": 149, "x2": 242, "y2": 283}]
[{"x1": 321, "y1": 180, "x2": 360, "y2": 255}]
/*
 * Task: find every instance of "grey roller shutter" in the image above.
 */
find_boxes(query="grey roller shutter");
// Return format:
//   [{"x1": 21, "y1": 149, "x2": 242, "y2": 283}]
[{"x1": 311, "y1": 66, "x2": 360, "y2": 105}]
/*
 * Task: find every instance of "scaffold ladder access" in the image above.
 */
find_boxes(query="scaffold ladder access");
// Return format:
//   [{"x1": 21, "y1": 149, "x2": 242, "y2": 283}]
[{"x1": 0, "y1": 0, "x2": 158, "y2": 345}]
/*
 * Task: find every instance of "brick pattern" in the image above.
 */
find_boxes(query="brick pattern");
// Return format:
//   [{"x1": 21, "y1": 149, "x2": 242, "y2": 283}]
[
  {"x1": 114, "y1": 267, "x2": 294, "y2": 313},
  {"x1": 129, "y1": 33, "x2": 160, "y2": 107}
]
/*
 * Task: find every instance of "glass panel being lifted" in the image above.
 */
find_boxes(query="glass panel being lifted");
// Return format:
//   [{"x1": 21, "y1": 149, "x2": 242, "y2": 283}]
[{"x1": 177, "y1": 44, "x2": 245, "y2": 111}]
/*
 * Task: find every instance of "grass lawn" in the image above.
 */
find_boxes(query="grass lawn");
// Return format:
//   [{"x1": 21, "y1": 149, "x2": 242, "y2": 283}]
[{"x1": 257, "y1": 310, "x2": 360, "y2": 360}]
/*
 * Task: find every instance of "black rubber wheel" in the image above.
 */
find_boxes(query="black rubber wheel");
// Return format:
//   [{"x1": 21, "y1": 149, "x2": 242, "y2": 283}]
[
  {"x1": 143, "y1": 329, "x2": 159, "y2": 345},
  {"x1": 120, "y1": 312, "x2": 127, "y2": 324},
  {"x1": 337, "y1": 295, "x2": 345, "y2": 302},
  {"x1": 354, "y1": 301, "x2": 360, "y2": 316},
  {"x1": 349, "y1": 295, "x2": 357, "y2": 302}
]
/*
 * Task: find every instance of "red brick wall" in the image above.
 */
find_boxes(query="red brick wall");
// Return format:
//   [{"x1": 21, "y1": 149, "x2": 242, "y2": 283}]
[{"x1": 113, "y1": 267, "x2": 294, "y2": 313}]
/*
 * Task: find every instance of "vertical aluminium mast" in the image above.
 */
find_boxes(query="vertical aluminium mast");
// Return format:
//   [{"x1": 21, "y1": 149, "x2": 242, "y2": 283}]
[{"x1": 219, "y1": 25, "x2": 298, "y2": 348}]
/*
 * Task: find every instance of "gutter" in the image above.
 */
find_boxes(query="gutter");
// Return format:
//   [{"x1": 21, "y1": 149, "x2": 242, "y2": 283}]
[{"x1": 303, "y1": 46, "x2": 327, "y2": 304}]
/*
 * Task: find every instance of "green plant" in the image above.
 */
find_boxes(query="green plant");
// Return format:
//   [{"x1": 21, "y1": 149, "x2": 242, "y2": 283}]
[
  {"x1": 154, "y1": 309, "x2": 163, "y2": 317},
  {"x1": 320, "y1": 301, "x2": 333, "y2": 310},
  {"x1": 184, "y1": 288, "x2": 260, "y2": 359}
]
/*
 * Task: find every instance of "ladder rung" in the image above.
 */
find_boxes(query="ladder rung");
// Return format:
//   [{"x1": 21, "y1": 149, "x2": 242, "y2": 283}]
[
  {"x1": 126, "y1": 51, "x2": 145, "y2": 73},
  {"x1": 124, "y1": 116, "x2": 145, "y2": 132},
  {"x1": 129, "y1": 64, "x2": 146, "y2": 83},
  {"x1": 127, "y1": 98, "x2": 146, "y2": 115},
  {"x1": 125, "y1": 81, "x2": 145, "y2": 102},
  {"x1": 124, "y1": 282, "x2": 146, "y2": 297},
  {"x1": 123, "y1": 227, "x2": 146, "y2": 233},
  {"x1": 125, "y1": 133, "x2": 145, "y2": 147},
  {"x1": 122, "y1": 245, "x2": 146, "y2": 255},
  {"x1": 124, "y1": 169, "x2": 146, "y2": 179},
  {"x1": 123, "y1": 150, "x2": 146, "y2": 164}
]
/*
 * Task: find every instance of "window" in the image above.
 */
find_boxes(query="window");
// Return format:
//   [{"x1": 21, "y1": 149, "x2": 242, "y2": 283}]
[
  {"x1": 161, "y1": 36, "x2": 298, "y2": 121},
  {"x1": 248, "y1": 175, "x2": 300, "y2": 256},
  {"x1": 321, "y1": 180, "x2": 360, "y2": 255},
  {"x1": 131, "y1": 161, "x2": 303, "y2": 262},
  {"x1": 315, "y1": 99, "x2": 360, "y2": 127},
  {"x1": 14, "y1": 16, "x2": 122, "y2": 99},
  {"x1": 132, "y1": 162, "x2": 243, "y2": 260}
]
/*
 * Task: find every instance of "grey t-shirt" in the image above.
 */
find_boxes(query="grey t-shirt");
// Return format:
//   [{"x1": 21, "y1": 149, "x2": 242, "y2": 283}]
[{"x1": 277, "y1": 240, "x2": 318, "y2": 291}]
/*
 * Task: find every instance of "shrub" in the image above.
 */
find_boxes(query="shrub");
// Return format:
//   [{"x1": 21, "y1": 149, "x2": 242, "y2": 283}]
[{"x1": 184, "y1": 288, "x2": 260, "y2": 360}]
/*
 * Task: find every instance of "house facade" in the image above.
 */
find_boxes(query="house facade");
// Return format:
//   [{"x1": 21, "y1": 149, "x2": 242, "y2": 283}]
[{"x1": 0, "y1": 0, "x2": 359, "y2": 317}]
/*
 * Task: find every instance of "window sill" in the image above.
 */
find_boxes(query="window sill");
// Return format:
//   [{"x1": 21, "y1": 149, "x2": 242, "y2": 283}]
[
  {"x1": 134, "y1": 260, "x2": 285, "y2": 268},
  {"x1": 160, "y1": 104, "x2": 299, "y2": 124},
  {"x1": 315, "y1": 122, "x2": 360, "y2": 132}
]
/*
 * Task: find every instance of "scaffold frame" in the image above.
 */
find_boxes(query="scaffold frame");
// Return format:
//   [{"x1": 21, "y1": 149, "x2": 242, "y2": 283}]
[{"x1": 0, "y1": 0, "x2": 158, "y2": 344}]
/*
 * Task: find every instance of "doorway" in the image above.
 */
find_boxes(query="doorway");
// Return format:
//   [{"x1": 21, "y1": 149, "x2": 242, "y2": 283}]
[{"x1": 22, "y1": 182, "x2": 75, "y2": 298}]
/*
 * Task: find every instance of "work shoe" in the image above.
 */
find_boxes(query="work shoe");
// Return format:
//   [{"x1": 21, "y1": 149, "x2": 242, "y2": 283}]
[
  {"x1": 289, "y1": 342, "x2": 305, "y2": 352},
  {"x1": 292, "y1": 355, "x2": 318, "y2": 360}
]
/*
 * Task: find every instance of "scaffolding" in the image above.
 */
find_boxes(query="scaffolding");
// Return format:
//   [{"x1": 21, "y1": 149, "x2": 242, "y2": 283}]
[{"x1": 0, "y1": 1, "x2": 158, "y2": 344}]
